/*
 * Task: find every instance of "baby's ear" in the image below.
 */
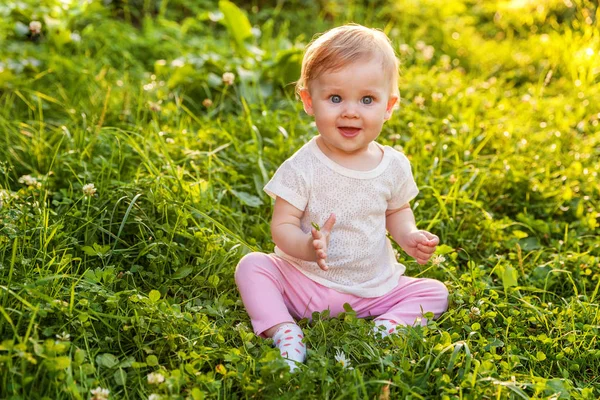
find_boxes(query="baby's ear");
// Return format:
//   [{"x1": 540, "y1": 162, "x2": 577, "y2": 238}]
[
  {"x1": 384, "y1": 95, "x2": 399, "y2": 120},
  {"x1": 299, "y1": 89, "x2": 314, "y2": 116}
]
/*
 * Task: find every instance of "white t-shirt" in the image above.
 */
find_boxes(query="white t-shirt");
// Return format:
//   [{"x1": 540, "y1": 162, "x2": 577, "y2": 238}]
[{"x1": 264, "y1": 136, "x2": 419, "y2": 298}]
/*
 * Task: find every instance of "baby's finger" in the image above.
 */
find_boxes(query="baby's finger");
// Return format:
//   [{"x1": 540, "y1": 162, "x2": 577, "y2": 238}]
[
  {"x1": 311, "y1": 228, "x2": 319, "y2": 238},
  {"x1": 422, "y1": 232, "x2": 439, "y2": 246},
  {"x1": 317, "y1": 250, "x2": 326, "y2": 259},
  {"x1": 417, "y1": 243, "x2": 436, "y2": 254},
  {"x1": 318, "y1": 259, "x2": 328, "y2": 271},
  {"x1": 415, "y1": 249, "x2": 432, "y2": 260},
  {"x1": 313, "y1": 240, "x2": 323, "y2": 250}
]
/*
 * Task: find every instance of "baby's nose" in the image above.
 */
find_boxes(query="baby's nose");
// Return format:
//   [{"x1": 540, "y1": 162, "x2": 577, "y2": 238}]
[{"x1": 341, "y1": 104, "x2": 359, "y2": 118}]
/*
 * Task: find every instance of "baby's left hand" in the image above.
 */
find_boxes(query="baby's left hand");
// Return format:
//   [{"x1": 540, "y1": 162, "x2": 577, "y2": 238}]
[{"x1": 400, "y1": 230, "x2": 439, "y2": 265}]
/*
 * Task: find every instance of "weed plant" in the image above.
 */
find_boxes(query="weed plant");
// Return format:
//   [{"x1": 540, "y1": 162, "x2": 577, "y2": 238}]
[{"x1": 0, "y1": 0, "x2": 599, "y2": 399}]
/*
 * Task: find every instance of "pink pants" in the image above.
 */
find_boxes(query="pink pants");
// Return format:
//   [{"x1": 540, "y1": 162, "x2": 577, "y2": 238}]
[{"x1": 235, "y1": 252, "x2": 449, "y2": 337}]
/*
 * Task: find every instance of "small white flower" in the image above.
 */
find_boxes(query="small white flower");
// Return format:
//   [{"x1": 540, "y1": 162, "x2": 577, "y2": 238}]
[
  {"x1": 222, "y1": 72, "x2": 235, "y2": 85},
  {"x1": 0, "y1": 189, "x2": 8, "y2": 209},
  {"x1": 29, "y1": 21, "x2": 42, "y2": 35},
  {"x1": 431, "y1": 254, "x2": 446, "y2": 265},
  {"x1": 18, "y1": 175, "x2": 41, "y2": 188},
  {"x1": 56, "y1": 331, "x2": 71, "y2": 341},
  {"x1": 471, "y1": 306, "x2": 481, "y2": 316},
  {"x1": 422, "y1": 45, "x2": 435, "y2": 61},
  {"x1": 71, "y1": 32, "x2": 81, "y2": 42},
  {"x1": 165, "y1": 138, "x2": 175, "y2": 144},
  {"x1": 431, "y1": 92, "x2": 443, "y2": 102},
  {"x1": 202, "y1": 98, "x2": 213, "y2": 107},
  {"x1": 148, "y1": 101, "x2": 161, "y2": 112},
  {"x1": 334, "y1": 350, "x2": 353, "y2": 370},
  {"x1": 234, "y1": 322, "x2": 248, "y2": 331},
  {"x1": 90, "y1": 387, "x2": 110, "y2": 400},
  {"x1": 52, "y1": 299, "x2": 69, "y2": 308},
  {"x1": 82, "y1": 183, "x2": 97, "y2": 197},
  {"x1": 399, "y1": 44, "x2": 411, "y2": 55},
  {"x1": 147, "y1": 372, "x2": 165, "y2": 384},
  {"x1": 148, "y1": 395, "x2": 161, "y2": 400},
  {"x1": 413, "y1": 94, "x2": 425, "y2": 107}
]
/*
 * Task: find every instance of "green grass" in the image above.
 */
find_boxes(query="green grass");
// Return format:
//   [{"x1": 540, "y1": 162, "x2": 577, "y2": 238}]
[{"x1": 0, "y1": 0, "x2": 599, "y2": 398}]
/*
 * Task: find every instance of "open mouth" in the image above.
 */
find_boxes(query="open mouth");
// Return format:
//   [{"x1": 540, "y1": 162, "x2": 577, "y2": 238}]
[{"x1": 338, "y1": 127, "x2": 361, "y2": 138}]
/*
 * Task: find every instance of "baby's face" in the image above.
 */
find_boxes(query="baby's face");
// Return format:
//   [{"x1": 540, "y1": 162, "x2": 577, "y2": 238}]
[{"x1": 299, "y1": 58, "x2": 398, "y2": 158}]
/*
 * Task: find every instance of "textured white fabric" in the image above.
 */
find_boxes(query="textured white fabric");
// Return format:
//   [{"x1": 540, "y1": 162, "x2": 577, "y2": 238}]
[{"x1": 264, "y1": 136, "x2": 419, "y2": 298}]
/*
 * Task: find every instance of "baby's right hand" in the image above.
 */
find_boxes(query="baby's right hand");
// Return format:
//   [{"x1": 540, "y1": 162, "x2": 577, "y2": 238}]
[{"x1": 311, "y1": 213, "x2": 336, "y2": 271}]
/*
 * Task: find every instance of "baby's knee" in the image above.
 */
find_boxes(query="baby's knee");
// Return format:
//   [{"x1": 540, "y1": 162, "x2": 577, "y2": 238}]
[
  {"x1": 234, "y1": 252, "x2": 271, "y2": 284},
  {"x1": 431, "y1": 279, "x2": 449, "y2": 299},
  {"x1": 428, "y1": 279, "x2": 449, "y2": 310}
]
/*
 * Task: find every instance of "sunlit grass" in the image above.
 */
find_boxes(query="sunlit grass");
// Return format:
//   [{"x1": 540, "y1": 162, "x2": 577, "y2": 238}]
[{"x1": 0, "y1": 0, "x2": 599, "y2": 398}]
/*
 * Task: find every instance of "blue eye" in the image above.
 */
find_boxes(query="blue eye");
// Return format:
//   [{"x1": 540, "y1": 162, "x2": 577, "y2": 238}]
[
  {"x1": 330, "y1": 95, "x2": 342, "y2": 103},
  {"x1": 362, "y1": 96, "x2": 374, "y2": 105}
]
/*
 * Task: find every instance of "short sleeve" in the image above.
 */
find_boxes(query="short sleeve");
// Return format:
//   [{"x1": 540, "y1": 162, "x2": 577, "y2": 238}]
[
  {"x1": 263, "y1": 157, "x2": 309, "y2": 211},
  {"x1": 387, "y1": 152, "x2": 419, "y2": 209}
]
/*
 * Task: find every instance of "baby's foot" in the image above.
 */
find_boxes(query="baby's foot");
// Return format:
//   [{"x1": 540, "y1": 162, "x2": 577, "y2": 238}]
[
  {"x1": 372, "y1": 319, "x2": 400, "y2": 338},
  {"x1": 272, "y1": 323, "x2": 306, "y2": 371}
]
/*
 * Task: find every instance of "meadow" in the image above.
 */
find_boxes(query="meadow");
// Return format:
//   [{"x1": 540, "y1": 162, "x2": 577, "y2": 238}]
[{"x1": 0, "y1": 0, "x2": 599, "y2": 398}]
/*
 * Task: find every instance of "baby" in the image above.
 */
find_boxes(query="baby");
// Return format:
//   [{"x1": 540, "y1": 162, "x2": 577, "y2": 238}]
[{"x1": 235, "y1": 24, "x2": 448, "y2": 371}]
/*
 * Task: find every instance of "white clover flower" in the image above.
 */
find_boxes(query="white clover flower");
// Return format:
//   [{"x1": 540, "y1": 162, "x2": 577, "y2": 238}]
[
  {"x1": 147, "y1": 372, "x2": 165, "y2": 384},
  {"x1": 234, "y1": 322, "x2": 248, "y2": 332},
  {"x1": 90, "y1": 387, "x2": 110, "y2": 400},
  {"x1": 399, "y1": 44, "x2": 411, "y2": 55},
  {"x1": 148, "y1": 101, "x2": 161, "y2": 112},
  {"x1": 82, "y1": 183, "x2": 97, "y2": 197},
  {"x1": 471, "y1": 306, "x2": 481, "y2": 316},
  {"x1": 165, "y1": 138, "x2": 175, "y2": 144},
  {"x1": 71, "y1": 32, "x2": 81, "y2": 42},
  {"x1": 56, "y1": 331, "x2": 71, "y2": 341},
  {"x1": 148, "y1": 395, "x2": 161, "y2": 400},
  {"x1": 334, "y1": 350, "x2": 353, "y2": 370},
  {"x1": 202, "y1": 98, "x2": 213, "y2": 107},
  {"x1": 431, "y1": 92, "x2": 443, "y2": 102},
  {"x1": 413, "y1": 94, "x2": 425, "y2": 107},
  {"x1": 431, "y1": 254, "x2": 446, "y2": 266},
  {"x1": 18, "y1": 174, "x2": 41, "y2": 188},
  {"x1": 222, "y1": 72, "x2": 235, "y2": 85},
  {"x1": 0, "y1": 189, "x2": 9, "y2": 209},
  {"x1": 29, "y1": 21, "x2": 42, "y2": 35},
  {"x1": 422, "y1": 45, "x2": 435, "y2": 61},
  {"x1": 52, "y1": 299, "x2": 69, "y2": 308}
]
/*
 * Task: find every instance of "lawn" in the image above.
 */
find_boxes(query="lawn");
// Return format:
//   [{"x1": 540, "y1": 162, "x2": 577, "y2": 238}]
[{"x1": 0, "y1": 0, "x2": 599, "y2": 398}]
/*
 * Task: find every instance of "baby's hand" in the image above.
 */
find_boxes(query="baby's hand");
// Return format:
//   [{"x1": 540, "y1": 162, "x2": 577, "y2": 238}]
[
  {"x1": 311, "y1": 213, "x2": 336, "y2": 271},
  {"x1": 400, "y1": 230, "x2": 439, "y2": 265}
]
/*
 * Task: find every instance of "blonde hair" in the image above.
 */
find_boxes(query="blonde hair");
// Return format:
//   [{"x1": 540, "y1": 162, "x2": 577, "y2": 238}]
[{"x1": 296, "y1": 24, "x2": 400, "y2": 97}]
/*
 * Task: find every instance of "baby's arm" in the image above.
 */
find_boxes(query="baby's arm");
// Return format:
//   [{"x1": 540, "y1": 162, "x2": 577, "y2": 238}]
[
  {"x1": 271, "y1": 197, "x2": 318, "y2": 262},
  {"x1": 386, "y1": 204, "x2": 438, "y2": 264}
]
